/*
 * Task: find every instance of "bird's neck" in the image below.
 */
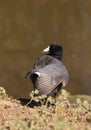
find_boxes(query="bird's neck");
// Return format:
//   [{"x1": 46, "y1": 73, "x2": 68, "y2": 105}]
[{"x1": 47, "y1": 53, "x2": 62, "y2": 61}]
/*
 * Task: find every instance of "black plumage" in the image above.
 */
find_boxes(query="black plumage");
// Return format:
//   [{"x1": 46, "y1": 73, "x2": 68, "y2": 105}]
[{"x1": 25, "y1": 43, "x2": 69, "y2": 96}]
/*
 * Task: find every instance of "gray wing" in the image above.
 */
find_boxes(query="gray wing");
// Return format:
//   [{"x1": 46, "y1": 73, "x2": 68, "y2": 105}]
[
  {"x1": 39, "y1": 61, "x2": 68, "y2": 76},
  {"x1": 34, "y1": 62, "x2": 69, "y2": 95},
  {"x1": 35, "y1": 73, "x2": 64, "y2": 95}
]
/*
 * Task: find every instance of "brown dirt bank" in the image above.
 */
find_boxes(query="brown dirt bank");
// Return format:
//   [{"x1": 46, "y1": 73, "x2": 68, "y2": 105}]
[{"x1": 0, "y1": 87, "x2": 91, "y2": 130}]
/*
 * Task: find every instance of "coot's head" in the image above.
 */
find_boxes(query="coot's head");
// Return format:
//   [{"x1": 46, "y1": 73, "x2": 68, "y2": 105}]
[{"x1": 42, "y1": 43, "x2": 63, "y2": 60}]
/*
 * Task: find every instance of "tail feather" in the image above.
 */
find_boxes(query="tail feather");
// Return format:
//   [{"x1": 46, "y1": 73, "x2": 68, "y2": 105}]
[
  {"x1": 25, "y1": 72, "x2": 31, "y2": 79},
  {"x1": 25, "y1": 71, "x2": 39, "y2": 85}
]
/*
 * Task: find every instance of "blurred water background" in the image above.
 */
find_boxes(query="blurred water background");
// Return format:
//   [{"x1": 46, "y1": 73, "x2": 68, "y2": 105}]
[{"x1": 0, "y1": 0, "x2": 91, "y2": 98}]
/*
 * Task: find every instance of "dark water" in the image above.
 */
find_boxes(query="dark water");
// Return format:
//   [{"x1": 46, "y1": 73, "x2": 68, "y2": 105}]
[{"x1": 0, "y1": 0, "x2": 91, "y2": 98}]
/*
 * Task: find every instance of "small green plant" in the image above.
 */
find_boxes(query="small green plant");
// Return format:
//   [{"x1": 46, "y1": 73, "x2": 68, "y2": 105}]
[
  {"x1": 76, "y1": 97, "x2": 91, "y2": 116},
  {"x1": 0, "y1": 87, "x2": 6, "y2": 96},
  {"x1": 27, "y1": 89, "x2": 48, "y2": 106},
  {"x1": 82, "y1": 100, "x2": 90, "y2": 110},
  {"x1": 9, "y1": 118, "x2": 36, "y2": 130},
  {"x1": 76, "y1": 98, "x2": 90, "y2": 110},
  {"x1": 53, "y1": 117, "x2": 70, "y2": 130},
  {"x1": 0, "y1": 126, "x2": 7, "y2": 130},
  {"x1": 28, "y1": 89, "x2": 70, "y2": 107},
  {"x1": 58, "y1": 89, "x2": 69, "y2": 101},
  {"x1": 76, "y1": 98, "x2": 82, "y2": 105}
]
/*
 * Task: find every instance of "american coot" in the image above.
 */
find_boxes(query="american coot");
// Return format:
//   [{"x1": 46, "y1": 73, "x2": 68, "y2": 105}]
[{"x1": 25, "y1": 43, "x2": 69, "y2": 96}]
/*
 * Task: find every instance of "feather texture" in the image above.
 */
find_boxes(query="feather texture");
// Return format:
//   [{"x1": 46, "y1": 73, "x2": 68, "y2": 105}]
[{"x1": 25, "y1": 43, "x2": 69, "y2": 96}]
